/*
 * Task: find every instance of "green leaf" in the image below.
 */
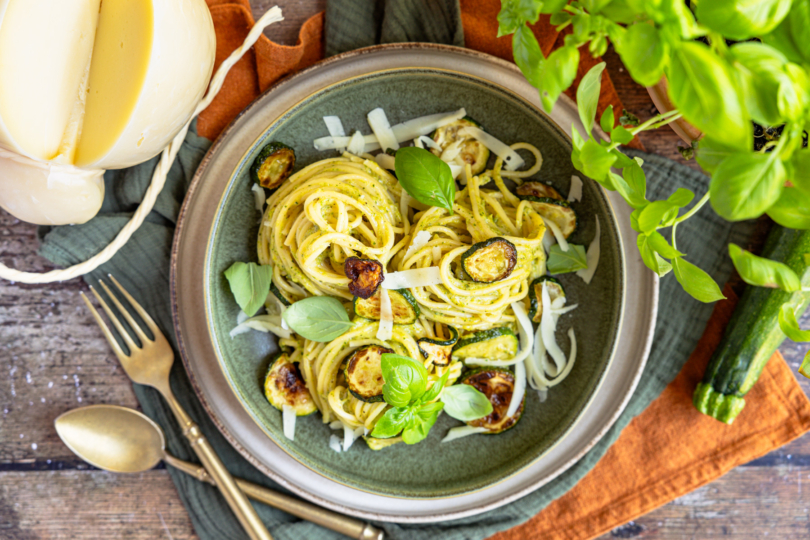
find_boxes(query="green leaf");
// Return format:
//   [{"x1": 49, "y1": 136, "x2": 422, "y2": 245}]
[
  {"x1": 600, "y1": 105, "x2": 615, "y2": 134},
  {"x1": 498, "y1": 0, "x2": 543, "y2": 36},
  {"x1": 767, "y1": 188, "x2": 810, "y2": 229},
  {"x1": 581, "y1": 0, "x2": 613, "y2": 13},
  {"x1": 381, "y1": 353, "x2": 428, "y2": 406},
  {"x1": 395, "y1": 147, "x2": 456, "y2": 213},
  {"x1": 709, "y1": 151, "x2": 786, "y2": 221},
  {"x1": 600, "y1": 0, "x2": 641, "y2": 23},
  {"x1": 550, "y1": 11, "x2": 572, "y2": 26},
  {"x1": 539, "y1": 45, "x2": 580, "y2": 112},
  {"x1": 577, "y1": 62, "x2": 606, "y2": 134},
  {"x1": 513, "y1": 25, "x2": 545, "y2": 89},
  {"x1": 638, "y1": 200, "x2": 676, "y2": 233},
  {"x1": 666, "y1": 42, "x2": 751, "y2": 150},
  {"x1": 637, "y1": 234, "x2": 673, "y2": 277},
  {"x1": 697, "y1": 0, "x2": 791, "y2": 41},
  {"x1": 619, "y1": 108, "x2": 640, "y2": 127},
  {"x1": 609, "y1": 172, "x2": 646, "y2": 209},
  {"x1": 370, "y1": 407, "x2": 410, "y2": 438},
  {"x1": 223, "y1": 262, "x2": 274, "y2": 317},
  {"x1": 761, "y1": 14, "x2": 805, "y2": 63},
  {"x1": 611, "y1": 126, "x2": 634, "y2": 145},
  {"x1": 623, "y1": 160, "x2": 647, "y2": 201},
  {"x1": 672, "y1": 258, "x2": 726, "y2": 303},
  {"x1": 401, "y1": 402, "x2": 443, "y2": 445},
  {"x1": 547, "y1": 244, "x2": 589, "y2": 274},
  {"x1": 282, "y1": 296, "x2": 353, "y2": 342},
  {"x1": 800, "y1": 350, "x2": 810, "y2": 378},
  {"x1": 728, "y1": 243, "x2": 802, "y2": 291},
  {"x1": 441, "y1": 384, "x2": 493, "y2": 421},
  {"x1": 648, "y1": 231, "x2": 683, "y2": 258},
  {"x1": 789, "y1": 0, "x2": 810, "y2": 62},
  {"x1": 779, "y1": 303, "x2": 810, "y2": 342},
  {"x1": 695, "y1": 136, "x2": 737, "y2": 174},
  {"x1": 577, "y1": 139, "x2": 617, "y2": 180},
  {"x1": 616, "y1": 23, "x2": 668, "y2": 87},
  {"x1": 667, "y1": 187, "x2": 694, "y2": 208},
  {"x1": 420, "y1": 368, "x2": 451, "y2": 404},
  {"x1": 730, "y1": 43, "x2": 790, "y2": 126},
  {"x1": 540, "y1": 0, "x2": 569, "y2": 13},
  {"x1": 789, "y1": 150, "x2": 810, "y2": 196}
]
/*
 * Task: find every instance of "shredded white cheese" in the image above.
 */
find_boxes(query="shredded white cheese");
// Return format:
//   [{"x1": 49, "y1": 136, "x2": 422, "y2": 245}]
[
  {"x1": 367, "y1": 108, "x2": 399, "y2": 152},
  {"x1": 282, "y1": 405, "x2": 296, "y2": 441},
  {"x1": 323, "y1": 116, "x2": 346, "y2": 137},
  {"x1": 542, "y1": 227, "x2": 557, "y2": 254},
  {"x1": 543, "y1": 218, "x2": 569, "y2": 252},
  {"x1": 229, "y1": 314, "x2": 291, "y2": 339},
  {"x1": 441, "y1": 426, "x2": 488, "y2": 443},
  {"x1": 507, "y1": 357, "x2": 526, "y2": 419},
  {"x1": 391, "y1": 108, "x2": 466, "y2": 142},
  {"x1": 251, "y1": 184, "x2": 266, "y2": 212},
  {"x1": 329, "y1": 434, "x2": 343, "y2": 453},
  {"x1": 576, "y1": 216, "x2": 601, "y2": 284},
  {"x1": 376, "y1": 288, "x2": 394, "y2": 341},
  {"x1": 417, "y1": 135, "x2": 442, "y2": 151},
  {"x1": 381, "y1": 267, "x2": 443, "y2": 289},
  {"x1": 343, "y1": 424, "x2": 364, "y2": 451},
  {"x1": 459, "y1": 126, "x2": 525, "y2": 171},
  {"x1": 346, "y1": 131, "x2": 366, "y2": 155},
  {"x1": 329, "y1": 421, "x2": 344, "y2": 430},
  {"x1": 375, "y1": 153, "x2": 396, "y2": 170},
  {"x1": 568, "y1": 175, "x2": 583, "y2": 202},
  {"x1": 541, "y1": 281, "x2": 566, "y2": 371},
  {"x1": 448, "y1": 163, "x2": 464, "y2": 180},
  {"x1": 403, "y1": 231, "x2": 432, "y2": 262},
  {"x1": 440, "y1": 140, "x2": 463, "y2": 162},
  {"x1": 313, "y1": 134, "x2": 381, "y2": 152}
]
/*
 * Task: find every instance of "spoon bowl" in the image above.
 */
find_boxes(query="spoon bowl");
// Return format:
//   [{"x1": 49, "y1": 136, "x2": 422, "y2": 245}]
[{"x1": 55, "y1": 404, "x2": 165, "y2": 473}]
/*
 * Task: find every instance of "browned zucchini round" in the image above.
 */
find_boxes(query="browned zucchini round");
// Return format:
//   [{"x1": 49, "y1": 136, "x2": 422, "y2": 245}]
[
  {"x1": 250, "y1": 142, "x2": 295, "y2": 189},
  {"x1": 417, "y1": 326, "x2": 459, "y2": 367},
  {"x1": 430, "y1": 117, "x2": 490, "y2": 175},
  {"x1": 528, "y1": 276, "x2": 566, "y2": 323},
  {"x1": 354, "y1": 288, "x2": 420, "y2": 324},
  {"x1": 515, "y1": 181, "x2": 563, "y2": 201},
  {"x1": 461, "y1": 367, "x2": 524, "y2": 433},
  {"x1": 344, "y1": 257, "x2": 384, "y2": 299},
  {"x1": 461, "y1": 237, "x2": 518, "y2": 283},
  {"x1": 263, "y1": 351, "x2": 317, "y2": 416},
  {"x1": 344, "y1": 345, "x2": 393, "y2": 402}
]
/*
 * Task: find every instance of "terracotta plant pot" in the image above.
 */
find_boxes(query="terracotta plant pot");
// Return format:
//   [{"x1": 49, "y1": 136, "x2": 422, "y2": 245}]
[{"x1": 646, "y1": 76, "x2": 703, "y2": 144}]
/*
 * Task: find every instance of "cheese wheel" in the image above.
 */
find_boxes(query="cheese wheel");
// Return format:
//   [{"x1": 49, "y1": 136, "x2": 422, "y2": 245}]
[{"x1": 0, "y1": 148, "x2": 104, "y2": 226}]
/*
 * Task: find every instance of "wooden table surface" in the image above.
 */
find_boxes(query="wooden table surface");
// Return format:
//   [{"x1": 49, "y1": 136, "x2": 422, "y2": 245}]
[{"x1": 2, "y1": 1, "x2": 810, "y2": 538}]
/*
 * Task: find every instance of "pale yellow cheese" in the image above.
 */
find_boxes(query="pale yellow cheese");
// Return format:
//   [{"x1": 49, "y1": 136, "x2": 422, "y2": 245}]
[{"x1": 0, "y1": 0, "x2": 100, "y2": 161}]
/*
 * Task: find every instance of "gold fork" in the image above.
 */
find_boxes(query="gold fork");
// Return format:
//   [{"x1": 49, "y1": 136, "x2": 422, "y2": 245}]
[{"x1": 82, "y1": 275, "x2": 273, "y2": 540}]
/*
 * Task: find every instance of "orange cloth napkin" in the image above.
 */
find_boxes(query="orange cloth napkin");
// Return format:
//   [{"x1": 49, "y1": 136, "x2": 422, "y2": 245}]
[{"x1": 197, "y1": 2, "x2": 810, "y2": 537}]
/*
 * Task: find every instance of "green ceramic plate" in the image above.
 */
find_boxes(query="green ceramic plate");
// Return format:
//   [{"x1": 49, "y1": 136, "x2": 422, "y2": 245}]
[{"x1": 173, "y1": 45, "x2": 655, "y2": 519}]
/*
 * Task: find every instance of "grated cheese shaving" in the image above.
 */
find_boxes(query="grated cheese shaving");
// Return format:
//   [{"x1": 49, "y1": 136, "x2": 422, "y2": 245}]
[
  {"x1": 329, "y1": 434, "x2": 343, "y2": 452},
  {"x1": 442, "y1": 426, "x2": 488, "y2": 443},
  {"x1": 448, "y1": 163, "x2": 464, "y2": 180},
  {"x1": 459, "y1": 127, "x2": 525, "y2": 171},
  {"x1": 507, "y1": 357, "x2": 526, "y2": 419},
  {"x1": 251, "y1": 184, "x2": 266, "y2": 212},
  {"x1": 375, "y1": 153, "x2": 396, "y2": 170},
  {"x1": 376, "y1": 288, "x2": 394, "y2": 341},
  {"x1": 381, "y1": 267, "x2": 443, "y2": 289},
  {"x1": 403, "y1": 231, "x2": 432, "y2": 262},
  {"x1": 541, "y1": 281, "x2": 566, "y2": 371},
  {"x1": 367, "y1": 108, "x2": 399, "y2": 151},
  {"x1": 323, "y1": 116, "x2": 345, "y2": 137},
  {"x1": 346, "y1": 131, "x2": 366, "y2": 155},
  {"x1": 568, "y1": 175, "x2": 583, "y2": 202},
  {"x1": 229, "y1": 314, "x2": 291, "y2": 339},
  {"x1": 543, "y1": 218, "x2": 569, "y2": 251},
  {"x1": 282, "y1": 405, "x2": 296, "y2": 441},
  {"x1": 576, "y1": 216, "x2": 601, "y2": 284},
  {"x1": 417, "y1": 135, "x2": 442, "y2": 151}
]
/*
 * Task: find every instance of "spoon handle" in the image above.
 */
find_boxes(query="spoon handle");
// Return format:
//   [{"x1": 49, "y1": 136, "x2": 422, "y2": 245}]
[{"x1": 164, "y1": 454, "x2": 384, "y2": 540}]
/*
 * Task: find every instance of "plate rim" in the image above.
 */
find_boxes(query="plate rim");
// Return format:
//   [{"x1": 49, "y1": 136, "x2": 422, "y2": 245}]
[{"x1": 171, "y1": 42, "x2": 658, "y2": 522}]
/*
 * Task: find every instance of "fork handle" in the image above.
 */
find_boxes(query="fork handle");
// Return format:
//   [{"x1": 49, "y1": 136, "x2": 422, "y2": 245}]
[{"x1": 166, "y1": 394, "x2": 273, "y2": 540}]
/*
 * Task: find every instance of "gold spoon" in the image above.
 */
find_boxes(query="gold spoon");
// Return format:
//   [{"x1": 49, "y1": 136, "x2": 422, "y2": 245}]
[{"x1": 55, "y1": 405, "x2": 384, "y2": 540}]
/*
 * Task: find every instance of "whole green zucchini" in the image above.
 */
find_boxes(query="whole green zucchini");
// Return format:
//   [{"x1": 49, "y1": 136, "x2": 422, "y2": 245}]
[{"x1": 694, "y1": 226, "x2": 810, "y2": 424}]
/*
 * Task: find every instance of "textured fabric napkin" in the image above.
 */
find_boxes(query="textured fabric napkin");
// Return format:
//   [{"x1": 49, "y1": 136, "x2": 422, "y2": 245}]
[{"x1": 37, "y1": 1, "x2": 810, "y2": 539}]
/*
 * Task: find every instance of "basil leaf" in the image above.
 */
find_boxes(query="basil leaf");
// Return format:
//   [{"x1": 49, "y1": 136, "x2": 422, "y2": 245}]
[
  {"x1": 779, "y1": 304, "x2": 810, "y2": 342},
  {"x1": 381, "y1": 353, "x2": 428, "y2": 406},
  {"x1": 697, "y1": 0, "x2": 791, "y2": 41},
  {"x1": 441, "y1": 384, "x2": 493, "y2": 421},
  {"x1": 695, "y1": 136, "x2": 737, "y2": 174},
  {"x1": 616, "y1": 23, "x2": 668, "y2": 87},
  {"x1": 370, "y1": 406, "x2": 410, "y2": 438},
  {"x1": 709, "y1": 151, "x2": 786, "y2": 221},
  {"x1": 416, "y1": 401, "x2": 445, "y2": 421},
  {"x1": 282, "y1": 296, "x2": 353, "y2": 342},
  {"x1": 637, "y1": 234, "x2": 673, "y2": 277},
  {"x1": 224, "y1": 262, "x2": 273, "y2": 317},
  {"x1": 600, "y1": 105, "x2": 615, "y2": 135},
  {"x1": 547, "y1": 244, "x2": 589, "y2": 274},
  {"x1": 400, "y1": 401, "x2": 444, "y2": 445},
  {"x1": 647, "y1": 231, "x2": 683, "y2": 259},
  {"x1": 789, "y1": 0, "x2": 810, "y2": 62},
  {"x1": 611, "y1": 126, "x2": 634, "y2": 145},
  {"x1": 667, "y1": 188, "x2": 695, "y2": 208},
  {"x1": 497, "y1": 0, "x2": 542, "y2": 36},
  {"x1": 637, "y1": 200, "x2": 676, "y2": 233},
  {"x1": 667, "y1": 42, "x2": 751, "y2": 150},
  {"x1": 539, "y1": 45, "x2": 580, "y2": 112},
  {"x1": 789, "y1": 150, "x2": 810, "y2": 196},
  {"x1": 728, "y1": 243, "x2": 801, "y2": 291},
  {"x1": 577, "y1": 139, "x2": 616, "y2": 181},
  {"x1": 623, "y1": 160, "x2": 647, "y2": 202},
  {"x1": 540, "y1": 0, "x2": 569, "y2": 13},
  {"x1": 513, "y1": 25, "x2": 544, "y2": 88},
  {"x1": 762, "y1": 15, "x2": 805, "y2": 64},
  {"x1": 672, "y1": 258, "x2": 726, "y2": 303},
  {"x1": 577, "y1": 62, "x2": 606, "y2": 134},
  {"x1": 608, "y1": 172, "x2": 646, "y2": 209},
  {"x1": 395, "y1": 147, "x2": 455, "y2": 214},
  {"x1": 800, "y1": 350, "x2": 810, "y2": 378},
  {"x1": 730, "y1": 43, "x2": 789, "y2": 126},
  {"x1": 767, "y1": 188, "x2": 810, "y2": 229},
  {"x1": 420, "y1": 368, "x2": 451, "y2": 404}
]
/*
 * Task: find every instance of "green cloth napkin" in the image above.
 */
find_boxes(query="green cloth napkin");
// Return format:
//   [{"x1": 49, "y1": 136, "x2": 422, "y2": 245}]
[{"x1": 38, "y1": 3, "x2": 755, "y2": 539}]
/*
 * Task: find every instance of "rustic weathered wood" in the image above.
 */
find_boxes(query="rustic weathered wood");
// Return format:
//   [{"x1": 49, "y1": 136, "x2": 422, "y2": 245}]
[{"x1": 1, "y1": 1, "x2": 810, "y2": 539}]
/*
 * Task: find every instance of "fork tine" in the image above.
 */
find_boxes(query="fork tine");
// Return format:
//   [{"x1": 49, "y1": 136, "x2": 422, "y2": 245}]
[
  {"x1": 98, "y1": 279, "x2": 152, "y2": 344},
  {"x1": 107, "y1": 274, "x2": 162, "y2": 336},
  {"x1": 89, "y1": 285, "x2": 139, "y2": 352},
  {"x1": 81, "y1": 292, "x2": 129, "y2": 362}
]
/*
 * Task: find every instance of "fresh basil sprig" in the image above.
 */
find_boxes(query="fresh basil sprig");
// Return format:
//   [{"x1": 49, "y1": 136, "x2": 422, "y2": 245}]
[
  {"x1": 546, "y1": 244, "x2": 588, "y2": 274},
  {"x1": 224, "y1": 262, "x2": 273, "y2": 316},
  {"x1": 394, "y1": 147, "x2": 455, "y2": 214},
  {"x1": 370, "y1": 353, "x2": 451, "y2": 444},
  {"x1": 281, "y1": 296, "x2": 353, "y2": 342},
  {"x1": 778, "y1": 303, "x2": 810, "y2": 342},
  {"x1": 728, "y1": 243, "x2": 801, "y2": 291},
  {"x1": 440, "y1": 384, "x2": 493, "y2": 421}
]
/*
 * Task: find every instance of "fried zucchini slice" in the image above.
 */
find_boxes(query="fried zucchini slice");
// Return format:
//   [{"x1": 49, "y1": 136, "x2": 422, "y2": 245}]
[
  {"x1": 417, "y1": 326, "x2": 459, "y2": 367},
  {"x1": 519, "y1": 196, "x2": 577, "y2": 238},
  {"x1": 452, "y1": 327, "x2": 519, "y2": 360},
  {"x1": 515, "y1": 181, "x2": 563, "y2": 201},
  {"x1": 250, "y1": 142, "x2": 295, "y2": 189},
  {"x1": 263, "y1": 351, "x2": 317, "y2": 416},
  {"x1": 528, "y1": 276, "x2": 566, "y2": 323},
  {"x1": 270, "y1": 281, "x2": 293, "y2": 307},
  {"x1": 461, "y1": 367, "x2": 524, "y2": 433},
  {"x1": 344, "y1": 257, "x2": 384, "y2": 299},
  {"x1": 461, "y1": 237, "x2": 518, "y2": 283},
  {"x1": 431, "y1": 117, "x2": 490, "y2": 175},
  {"x1": 344, "y1": 345, "x2": 393, "y2": 402},
  {"x1": 353, "y1": 288, "x2": 420, "y2": 324}
]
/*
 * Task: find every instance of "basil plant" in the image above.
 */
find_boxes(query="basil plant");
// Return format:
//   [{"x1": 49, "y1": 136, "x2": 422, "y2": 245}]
[{"x1": 498, "y1": 0, "x2": 810, "y2": 303}]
